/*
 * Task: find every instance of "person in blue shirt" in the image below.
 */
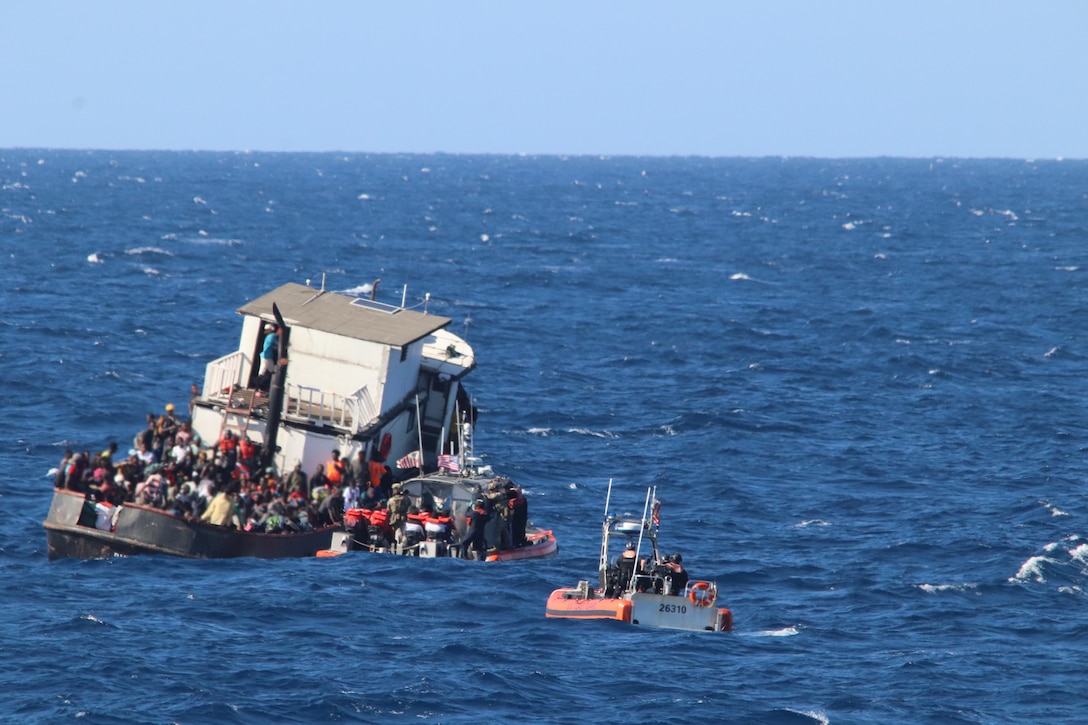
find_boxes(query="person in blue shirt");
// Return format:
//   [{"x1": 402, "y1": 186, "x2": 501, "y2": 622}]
[{"x1": 259, "y1": 325, "x2": 279, "y2": 376}]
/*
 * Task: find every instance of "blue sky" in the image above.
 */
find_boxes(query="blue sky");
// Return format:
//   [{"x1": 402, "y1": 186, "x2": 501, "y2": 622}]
[{"x1": 7, "y1": 1, "x2": 1087, "y2": 157}]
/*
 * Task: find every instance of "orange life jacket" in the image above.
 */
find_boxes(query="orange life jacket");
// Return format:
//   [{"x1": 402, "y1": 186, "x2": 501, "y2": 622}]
[
  {"x1": 326, "y1": 459, "x2": 344, "y2": 484},
  {"x1": 368, "y1": 460, "x2": 385, "y2": 488}
]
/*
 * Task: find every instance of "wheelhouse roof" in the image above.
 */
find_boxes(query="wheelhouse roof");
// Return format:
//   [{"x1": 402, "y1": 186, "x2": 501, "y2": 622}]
[{"x1": 238, "y1": 283, "x2": 451, "y2": 348}]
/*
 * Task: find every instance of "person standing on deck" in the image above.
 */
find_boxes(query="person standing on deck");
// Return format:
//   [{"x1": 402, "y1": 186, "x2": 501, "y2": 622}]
[
  {"x1": 259, "y1": 325, "x2": 279, "y2": 377},
  {"x1": 326, "y1": 450, "x2": 346, "y2": 488}
]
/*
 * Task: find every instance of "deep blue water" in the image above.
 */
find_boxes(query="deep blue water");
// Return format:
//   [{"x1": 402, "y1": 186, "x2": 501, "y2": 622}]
[{"x1": 3, "y1": 150, "x2": 1088, "y2": 723}]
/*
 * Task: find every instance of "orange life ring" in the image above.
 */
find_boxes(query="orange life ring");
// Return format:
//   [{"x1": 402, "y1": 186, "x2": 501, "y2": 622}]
[{"x1": 688, "y1": 581, "x2": 716, "y2": 608}]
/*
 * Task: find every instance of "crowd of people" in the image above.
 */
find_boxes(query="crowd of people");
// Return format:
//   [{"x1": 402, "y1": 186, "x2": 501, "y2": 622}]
[{"x1": 53, "y1": 404, "x2": 532, "y2": 558}]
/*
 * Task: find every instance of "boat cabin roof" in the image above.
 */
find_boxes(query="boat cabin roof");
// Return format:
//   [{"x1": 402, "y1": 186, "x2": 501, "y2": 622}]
[{"x1": 238, "y1": 283, "x2": 452, "y2": 348}]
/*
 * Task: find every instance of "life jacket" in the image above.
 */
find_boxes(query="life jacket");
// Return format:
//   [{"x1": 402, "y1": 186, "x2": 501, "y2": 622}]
[
  {"x1": 425, "y1": 514, "x2": 452, "y2": 540},
  {"x1": 404, "y1": 518, "x2": 425, "y2": 539},
  {"x1": 370, "y1": 508, "x2": 390, "y2": 529},
  {"x1": 238, "y1": 439, "x2": 256, "y2": 461},
  {"x1": 367, "y1": 460, "x2": 385, "y2": 488},
  {"x1": 326, "y1": 459, "x2": 344, "y2": 484}
]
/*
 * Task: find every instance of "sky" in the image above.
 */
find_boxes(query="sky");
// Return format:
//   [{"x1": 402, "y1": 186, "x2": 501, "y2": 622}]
[{"x1": 6, "y1": 1, "x2": 1088, "y2": 158}]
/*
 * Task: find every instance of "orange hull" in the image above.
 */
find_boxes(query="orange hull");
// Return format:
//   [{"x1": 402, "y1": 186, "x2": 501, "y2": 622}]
[{"x1": 545, "y1": 588, "x2": 633, "y2": 622}]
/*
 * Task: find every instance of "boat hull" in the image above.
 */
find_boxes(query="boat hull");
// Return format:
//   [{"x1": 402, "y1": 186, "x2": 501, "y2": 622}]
[
  {"x1": 546, "y1": 588, "x2": 633, "y2": 622},
  {"x1": 546, "y1": 586, "x2": 733, "y2": 632},
  {"x1": 43, "y1": 489, "x2": 335, "y2": 560},
  {"x1": 486, "y1": 530, "x2": 558, "y2": 562}
]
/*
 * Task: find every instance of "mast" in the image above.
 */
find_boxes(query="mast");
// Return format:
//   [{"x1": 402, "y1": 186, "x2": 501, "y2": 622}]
[{"x1": 598, "y1": 478, "x2": 613, "y2": 592}]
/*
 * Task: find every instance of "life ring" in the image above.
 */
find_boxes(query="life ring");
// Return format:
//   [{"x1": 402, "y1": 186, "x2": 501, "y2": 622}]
[{"x1": 688, "y1": 581, "x2": 716, "y2": 608}]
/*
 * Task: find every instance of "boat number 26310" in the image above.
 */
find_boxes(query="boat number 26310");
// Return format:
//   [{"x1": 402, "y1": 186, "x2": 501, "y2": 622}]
[{"x1": 660, "y1": 602, "x2": 687, "y2": 614}]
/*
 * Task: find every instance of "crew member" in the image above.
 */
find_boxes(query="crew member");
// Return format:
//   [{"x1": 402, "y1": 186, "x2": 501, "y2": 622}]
[
  {"x1": 663, "y1": 553, "x2": 689, "y2": 595},
  {"x1": 506, "y1": 482, "x2": 528, "y2": 547},
  {"x1": 462, "y1": 498, "x2": 489, "y2": 560},
  {"x1": 386, "y1": 483, "x2": 411, "y2": 531}
]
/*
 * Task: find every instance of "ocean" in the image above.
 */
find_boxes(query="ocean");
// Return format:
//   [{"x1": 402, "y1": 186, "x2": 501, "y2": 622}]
[{"x1": 2, "y1": 150, "x2": 1087, "y2": 723}]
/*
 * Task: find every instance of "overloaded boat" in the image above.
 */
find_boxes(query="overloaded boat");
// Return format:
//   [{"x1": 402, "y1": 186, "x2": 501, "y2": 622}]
[
  {"x1": 545, "y1": 481, "x2": 732, "y2": 632},
  {"x1": 43, "y1": 279, "x2": 553, "y2": 560}
]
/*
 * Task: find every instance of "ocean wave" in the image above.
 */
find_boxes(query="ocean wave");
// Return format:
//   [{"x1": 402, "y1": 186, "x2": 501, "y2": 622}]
[{"x1": 917, "y1": 582, "x2": 979, "y2": 594}]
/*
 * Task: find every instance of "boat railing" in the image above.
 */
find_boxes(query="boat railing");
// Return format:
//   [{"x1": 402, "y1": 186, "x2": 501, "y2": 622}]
[
  {"x1": 284, "y1": 383, "x2": 376, "y2": 434},
  {"x1": 203, "y1": 351, "x2": 247, "y2": 401}
]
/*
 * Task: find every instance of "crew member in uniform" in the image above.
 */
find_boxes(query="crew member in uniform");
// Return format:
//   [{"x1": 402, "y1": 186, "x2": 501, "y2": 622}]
[{"x1": 663, "y1": 553, "x2": 688, "y2": 595}]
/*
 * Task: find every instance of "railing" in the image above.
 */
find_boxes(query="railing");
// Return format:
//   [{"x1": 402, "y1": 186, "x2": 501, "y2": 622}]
[
  {"x1": 284, "y1": 384, "x2": 376, "y2": 434},
  {"x1": 203, "y1": 351, "x2": 247, "y2": 401}
]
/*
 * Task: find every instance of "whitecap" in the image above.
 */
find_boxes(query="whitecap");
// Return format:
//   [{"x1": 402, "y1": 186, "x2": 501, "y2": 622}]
[
  {"x1": 780, "y1": 708, "x2": 828, "y2": 725},
  {"x1": 917, "y1": 582, "x2": 978, "y2": 594},
  {"x1": 1056, "y1": 266, "x2": 1079, "y2": 272},
  {"x1": 842, "y1": 222, "x2": 856, "y2": 230},
  {"x1": 1009, "y1": 555, "x2": 1055, "y2": 583},
  {"x1": 526, "y1": 427, "x2": 551, "y2": 437},
  {"x1": 480, "y1": 234, "x2": 489, "y2": 242},
  {"x1": 193, "y1": 196, "x2": 207, "y2": 205},
  {"x1": 87, "y1": 253, "x2": 102, "y2": 264},
  {"x1": 125, "y1": 246, "x2": 175, "y2": 256},
  {"x1": 730, "y1": 273, "x2": 750, "y2": 281},
  {"x1": 752, "y1": 626, "x2": 799, "y2": 637},
  {"x1": 357, "y1": 193, "x2": 371, "y2": 200},
  {"x1": 874, "y1": 252, "x2": 887, "y2": 259},
  {"x1": 794, "y1": 520, "x2": 830, "y2": 528},
  {"x1": 1044, "y1": 347, "x2": 1059, "y2": 357},
  {"x1": 1070, "y1": 543, "x2": 1088, "y2": 565},
  {"x1": 568, "y1": 428, "x2": 619, "y2": 439},
  {"x1": 46, "y1": 468, "x2": 59, "y2": 478}
]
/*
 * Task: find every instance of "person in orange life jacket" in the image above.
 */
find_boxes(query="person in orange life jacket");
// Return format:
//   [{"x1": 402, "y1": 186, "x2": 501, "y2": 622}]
[
  {"x1": 326, "y1": 449, "x2": 347, "y2": 486},
  {"x1": 367, "y1": 451, "x2": 393, "y2": 498},
  {"x1": 462, "y1": 498, "x2": 490, "y2": 560},
  {"x1": 217, "y1": 431, "x2": 238, "y2": 472}
]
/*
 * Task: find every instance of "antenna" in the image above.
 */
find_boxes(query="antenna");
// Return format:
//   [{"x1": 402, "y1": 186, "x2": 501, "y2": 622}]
[
  {"x1": 401, "y1": 284, "x2": 408, "y2": 308},
  {"x1": 424, "y1": 292, "x2": 431, "y2": 314}
]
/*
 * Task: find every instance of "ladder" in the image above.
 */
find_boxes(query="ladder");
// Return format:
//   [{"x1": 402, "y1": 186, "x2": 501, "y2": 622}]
[{"x1": 218, "y1": 385, "x2": 258, "y2": 440}]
